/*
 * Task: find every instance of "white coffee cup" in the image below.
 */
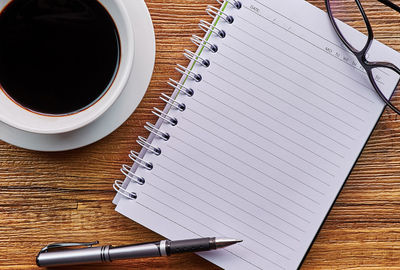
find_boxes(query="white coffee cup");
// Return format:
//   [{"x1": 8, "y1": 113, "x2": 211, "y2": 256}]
[{"x1": 0, "y1": 0, "x2": 134, "y2": 134}]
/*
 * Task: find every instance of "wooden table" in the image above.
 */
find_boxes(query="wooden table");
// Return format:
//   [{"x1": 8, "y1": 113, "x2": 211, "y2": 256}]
[{"x1": 2, "y1": 0, "x2": 400, "y2": 269}]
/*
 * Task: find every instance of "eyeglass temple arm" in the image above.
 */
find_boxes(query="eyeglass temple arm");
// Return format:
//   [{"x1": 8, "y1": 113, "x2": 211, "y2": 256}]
[{"x1": 377, "y1": 0, "x2": 400, "y2": 13}]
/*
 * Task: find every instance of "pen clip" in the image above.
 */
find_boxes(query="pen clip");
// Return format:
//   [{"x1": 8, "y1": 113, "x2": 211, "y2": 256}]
[{"x1": 39, "y1": 241, "x2": 99, "y2": 254}]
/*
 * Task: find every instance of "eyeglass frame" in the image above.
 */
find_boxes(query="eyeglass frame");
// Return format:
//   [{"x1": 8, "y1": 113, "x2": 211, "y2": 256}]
[{"x1": 325, "y1": 0, "x2": 400, "y2": 115}]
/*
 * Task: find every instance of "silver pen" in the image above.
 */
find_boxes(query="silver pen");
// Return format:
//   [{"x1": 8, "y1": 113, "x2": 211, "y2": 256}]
[{"x1": 36, "y1": 237, "x2": 242, "y2": 267}]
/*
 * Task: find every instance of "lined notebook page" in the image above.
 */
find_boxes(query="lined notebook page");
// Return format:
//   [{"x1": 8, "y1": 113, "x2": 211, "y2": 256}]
[{"x1": 115, "y1": 0, "x2": 399, "y2": 269}]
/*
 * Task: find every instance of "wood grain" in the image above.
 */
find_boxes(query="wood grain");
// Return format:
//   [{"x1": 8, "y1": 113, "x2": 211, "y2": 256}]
[{"x1": 1, "y1": 0, "x2": 400, "y2": 269}]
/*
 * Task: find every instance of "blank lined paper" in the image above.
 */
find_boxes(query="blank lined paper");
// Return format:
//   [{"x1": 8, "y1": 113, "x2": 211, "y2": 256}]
[{"x1": 115, "y1": 0, "x2": 400, "y2": 269}]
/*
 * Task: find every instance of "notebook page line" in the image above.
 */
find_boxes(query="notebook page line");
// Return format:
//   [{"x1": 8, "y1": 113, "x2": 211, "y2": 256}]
[
  {"x1": 188, "y1": 96, "x2": 333, "y2": 186},
  {"x1": 163, "y1": 143, "x2": 319, "y2": 204},
  {"x1": 214, "y1": 52, "x2": 361, "y2": 132},
  {"x1": 234, "y1": 14, "x2": 375, "y2": 102},
  {"x1": 230, "y1": 23, "x2": 373, "y2": 109},
  {"x1": 258, "y1": 0, "x2": 345, "y2": 50},
  {"x1": 210, "y1": 60, "x2": 356, "y2": 142},
  {"x1": 158, "y1": 149, "x2": 317, "y2": 214},
  {"x1": 139, "y1": 160, "x2": 305, "y2": 266},
  {"x1": 200, "y1": 75, "x2": 343, "y2": 162},
  {"x1": 175, "y1": 121, "x2": 327, "y2": 195},
  {"x1": 156, "y1": 157, "x2": 315, "y2": 231},
  {"x1": 205, "y1": 65, "x2": 354, "y2": 151},
  {"x1": 255, "y1": 0, "x2": 385, "y2": 79},
  {"x1": 148, "y1": 175, "x2": 300, "y2": 249},
  {"x1": 222, "y1": 38, "x2": 366, "y2": 121},
  {"x1": 170, "y1": 113, "x2": 329, "y2": 198},
  {"x1": 253, "y1": 0, "x2": 388, "y2": 82},
  {"x1": 224, "y1": 34, "x2": 369, "y2": 116},
  {"x1": 144, "y1": 185, "x2": 298, "y2": 253},
  {"x1": 172, "y1": 132, "x2": 326, "y2": 196},
  {"x1": 249, "y1": 0, "x2": 390, "y2": 90},
  {"x1": 141, "y1": 183, "x2": 295, "y2": 264},
  {"x1": 197, "y1": 81, "x2": 340, "y2": 172},
  {"x1": 156, "y1": 162, "x2": 311, "y2": 223},
  {"x1": 136, "y1": 200, "x2": 201, "y2": 236},
  {"x1": 178, "y1": 107, "x2": 330, "y2": 199},
  {"x1": 204, "y1": 70, "x2": 347, "y2": 158},
  {"x1": 176, "y1": 113, "x2": 329, "y2": 196},
  {"x1": 139, "y1": 192, "x2": 287, "y2": 269},
  {"x1": 147, "y1": 179, "x2": 299, "y2": 257},
  {"x1": 135, "y1": 201, "x2": 266, "y2": 270},
  {"x1": 192, "y1": 88, "x2": 335, "y2": 179},
  {"x1": 161, "y1": 144, "x2": 319, "y2": 210}
]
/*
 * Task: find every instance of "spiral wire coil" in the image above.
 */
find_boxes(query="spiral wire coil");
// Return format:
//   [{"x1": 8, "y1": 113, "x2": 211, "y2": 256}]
[{"x1": 114, "y1": 0, "x2": 241, "y2": 200}]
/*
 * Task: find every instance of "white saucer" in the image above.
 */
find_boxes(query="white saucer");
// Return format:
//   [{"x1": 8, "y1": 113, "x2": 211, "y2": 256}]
[{"x1": 0, "y1": 0, "x2": 155, "y2": 152}]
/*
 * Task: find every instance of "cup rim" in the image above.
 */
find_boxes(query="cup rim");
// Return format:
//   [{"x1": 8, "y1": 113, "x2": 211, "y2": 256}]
[{"x1": 0, "y1": 0, "x2": 134, "y2": 134}]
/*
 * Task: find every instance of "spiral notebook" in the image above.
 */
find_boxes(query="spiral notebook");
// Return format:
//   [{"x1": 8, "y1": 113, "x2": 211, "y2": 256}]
[{"x1": 113, "y1": 0, "x2": 399, "y2": 269}]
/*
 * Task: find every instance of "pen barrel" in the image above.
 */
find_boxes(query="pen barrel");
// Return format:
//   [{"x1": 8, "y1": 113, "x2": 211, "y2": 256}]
[
  {"x1": 36, "y1": 246, "x2": 111, "y2": 267},
  {"x1": 109, "y1": 243, "x2": 161, "y2": 260},
  {"x1": 170, "y1": 238, "x2": 214, "y2": 254},
  {"x1": 36, "y1": 238, "x2": 220, "y2": 267}
]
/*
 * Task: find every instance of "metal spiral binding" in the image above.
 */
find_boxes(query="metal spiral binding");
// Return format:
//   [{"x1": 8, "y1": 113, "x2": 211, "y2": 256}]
[
  {"x1": 145, "y1": 122, "x2": 170, "y2": 141},
  {"x1": 160, "y1": 93, "x2": 186, "y2": 111},
  {"x1": 129, "y1": 150, "x2": 154, "y2": 170},
  {"x1": 183, "y1": 49, "x2": 210, "y2": 68},
  {"x1": 176, "y1": 64, "x2": 202, "y2": 82},
  {"x1": 206, "y1": 5, "x2": 234, "y2": 23},
  {"x1": 191, "y1": 35, "x2": 218, "y2": 53},
  {"x1": 216, "y1": 0, "x2": 242, "y2": 9},
  {"x1": 168, "y1": 78, "x2": 194, "y2": 97},
  {"x1": 113, "y1": 180, "x2": 137, "y2": 200},
  {"x1": 121, "y1": 164, "x2": 146, "y2": 184},
  {"x1": 152, "y1": 107, "x2": 178, "y2": 126},
  {"x1": 115, "y1": 0, "x2": 238, "y2": 200},
  {"x1": 137, "y1": 136, "x2": 162, "y2": 155},
  {"x1": 199, "y1": 20, "x2": 226, "y2": 38}
]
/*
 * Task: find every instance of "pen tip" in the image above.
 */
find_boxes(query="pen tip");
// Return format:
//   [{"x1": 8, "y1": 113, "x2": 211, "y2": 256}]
[{"x1": 215, "y1": 238, "x2": 243, "y2": 248}]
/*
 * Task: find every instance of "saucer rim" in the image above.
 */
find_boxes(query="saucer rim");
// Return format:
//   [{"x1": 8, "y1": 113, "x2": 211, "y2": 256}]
[
  {"x1": 0, "y1": 0, "x2": 155, "y2": 152},
  {"x1": 0, "y1": 0, "x2": 135, "y2": 135}
]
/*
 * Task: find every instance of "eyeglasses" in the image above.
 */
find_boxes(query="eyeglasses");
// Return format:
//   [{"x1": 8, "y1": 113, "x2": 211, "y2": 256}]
[{"x1": 325, "y1": 0, "x2": 400, "y2": 115}]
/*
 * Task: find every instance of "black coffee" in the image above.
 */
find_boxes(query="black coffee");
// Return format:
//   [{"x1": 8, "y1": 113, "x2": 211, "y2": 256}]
[{"x1": 0, "y1": 0, "x2": 120, "y2": 115}]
